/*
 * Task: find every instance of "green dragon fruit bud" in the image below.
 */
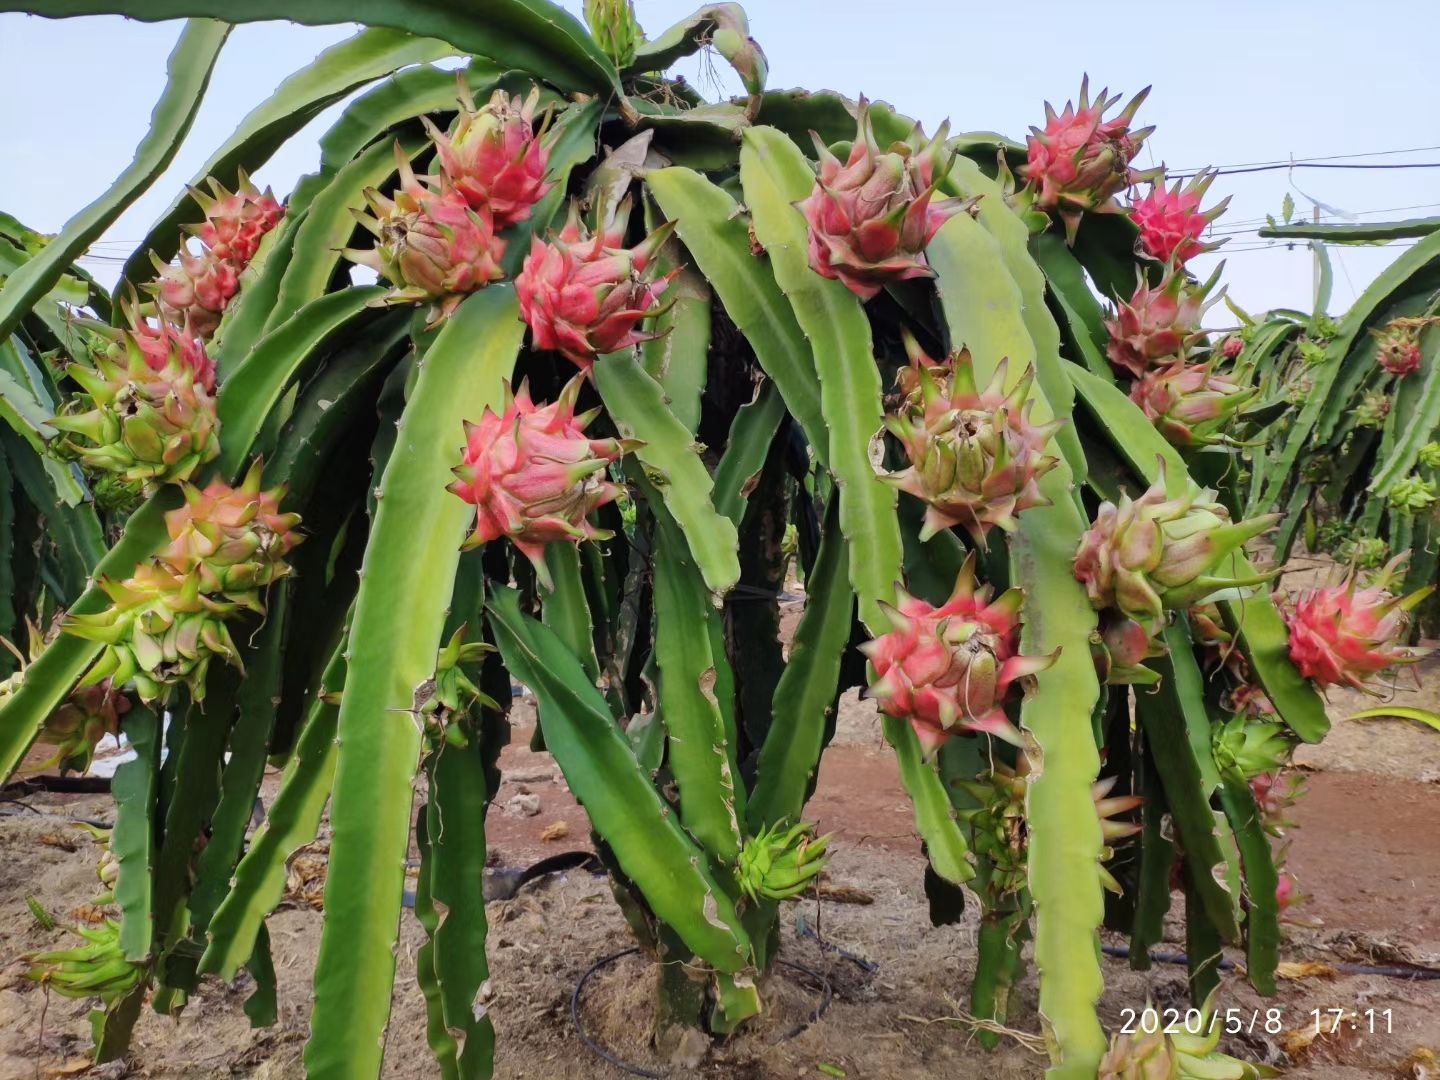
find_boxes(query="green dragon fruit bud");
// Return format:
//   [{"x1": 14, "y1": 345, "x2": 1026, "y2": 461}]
[
  {"x1": 1418, "y1": 442, "x2": 1440, "y2": 469},
  {"x1": 1212, "y1": 717, "x2": 1291, "y2": 780},
  {"x1": 736, "y1": 821, "x2": 831, "y2": 903},
  {"x1": 1354, "y1": 390, "x2": 1390, "y2": 429},
  {"x1": 421, "y1": 626, "x2": 499, "y2": 748},
  {"x1": 584, "y1": 0, "x2": 643, "y2": 66},
  {"x1": 1073, "y1": 464, "x2": 1280, "y2": 628},
  {"x1": 1297, "y1": 339, "x2": 1328, "y2": 366},
  {"x1": 1341, "y1": 535, "x2": 1389, "y2": 569},
  {"x1": 63, "y1": 562, "x2": 249, "y2": 703},
  {"x1": 49, "y1": 331, "x2": 220, "y2": 499},
  {"x1": 1388, "y1": 474, "x2": 1438, "y2": 513},
  {"x1": 883, "y1": 334, "x2": 1063, "y2": 543},
  {"x1": 1128, "y1": 361, "x2": 1255, "y2": 447}
]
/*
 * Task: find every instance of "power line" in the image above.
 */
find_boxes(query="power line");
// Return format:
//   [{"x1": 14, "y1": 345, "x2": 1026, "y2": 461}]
[
  {"x1": 1174, "y1": 160, "x2": 1440, "y2": 180},
  {"x1": 1165, "y1": 144, "x2": 1440, "y2": 175}
]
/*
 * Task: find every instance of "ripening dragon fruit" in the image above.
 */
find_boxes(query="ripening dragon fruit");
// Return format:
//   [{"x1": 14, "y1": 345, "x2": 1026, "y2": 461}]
[
  {"x1": 50, "y1": 331, "x2": 220, "y2": 496},
  {"x1": 63, "y1": 562, "x2": 248, "y2": 703},
  {"x1": 422, "y1": 83, "x2": 553, "y2": 229},
  {"x1": 1129, "y1": 169, "x2": 1229, "y2": 265},
  {"x1": 129, "y1": 313, "x2": 216, "y2": 393},
  {"x1": 795, "y1": 99, "x2": 974, "y2": 300},
  {"x1": 1092, "y1": 611, "x2": 1165, "y2": 686},
  {"x1": 1128, "y1": 361, "x2": 1254, "y2": 446},
  {"x1": 148, "y1": 245, "x2": 240, "y2": 339},
  {"x1": 883, "y1": 332, "x2": 1062, "y2": 543},
  {"x1": 1022, "y1": 76, "x2": 1156, "y2": 243},
  {"x1": 345, "y1": 150, "x2": 507, "y2": 325},
  {"x1": 34, "y1": 680, "x2": 131, "y2": 773},
  {"x1": 1073, "y1": 466, "x2": 1279, "y2": 628},
  {"x1": 1374, "y1": 325, "x2": 1424, "y2": 377},
  {"x1": 956, "y1": 754, "x2": 1141, "y2": 900},
  {"x1": 861, "y1": 553, "x2": 1057, "y2": 753},
  {"x1": 515, "y1": 201, "x2": 676, "y2": 370},
  {"x1": 188, "y1": 169, "x2": 284, "y2": 270},
  {"x1": 1284, "y1": 553, "x2": 1431, "y2": 692},
  {"x1": 448, "y1": 374, "x2": 633, "y2": 588},
  {"x1": 1105, "y1": 263, "x2": 1224, "y2": 377},
  {"x1": 159, "y1": 460, "x2": 302, "y2": 595},
  {"x1": 1099, "y1": 994, "x2": 1270, "y2": 1079}
]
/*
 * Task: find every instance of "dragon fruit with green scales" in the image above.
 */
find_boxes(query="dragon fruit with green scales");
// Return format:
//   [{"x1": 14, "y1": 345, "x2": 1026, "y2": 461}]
[{"x1": 883, "y1": 332, "x2": 1062, "y2": 544}]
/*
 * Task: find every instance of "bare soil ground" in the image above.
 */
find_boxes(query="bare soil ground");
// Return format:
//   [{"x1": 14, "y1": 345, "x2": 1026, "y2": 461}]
[{"x1": 2, "y1": 591, "x2": 1439, "y2": 1078}]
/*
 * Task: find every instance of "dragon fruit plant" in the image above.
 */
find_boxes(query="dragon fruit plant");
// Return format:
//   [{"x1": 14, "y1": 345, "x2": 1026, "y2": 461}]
[
  {"x1": 0, "y1": 4, "x2": 1329, "y2": 1079},
  {"x1": 1239, "y1": 215, "x2": 1440, "y2": 621}
]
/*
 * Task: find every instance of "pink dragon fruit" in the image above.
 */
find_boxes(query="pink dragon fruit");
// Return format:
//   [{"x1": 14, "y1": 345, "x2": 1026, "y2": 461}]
[
  {"x1": 884, "y1": 332, "x2": 1062, "y2": 543},
  {"x1": 861, "y1": 553, "x2": 1058, "y2": 753},
  {"x1": 1128, "y1": 361, "x2": 1254, "y2": 446},
  {"x1": 159, "y1": 460, "x2": 303, "y2": 595},
  {"x1": 149, "y1": 245, "x2": 240, "y2": 339},
  {"x1": 1284, "y1": 553, "x2": 1431, "y2": 692},
  {"x1": 1022, "y1": 76, "x2": 1156, "y2": 243},
  {"x1": 515, "y1": 201, "x2": 676, "y2": 371},
  {"x1": 423, "y1": 83, "x2": 553, "y2": 229},
  {"x1": 1073, "y1": 466, "x2": 1278, "y2": 628},
  {"x1": 1129, "y1": 170, "x2": 1229, "y2": 265},
  {"x1": 1374, "y1": 323, "x2": 1424, "y2": 377},
  {"x1": 188, "y1": 169, "x2": 284, "y2": 270},
  {"x1": 795, "y1": 99, "x2": 974, "y2": 300},
  {"x1": 345, "y1": 150, "x2": 507, "y2": 325},
  {"x1": 1092, "y1": 611, "x2": 1165, "y2": 686},
  {"x1": 1105, "y1": 263, "x2": 1224, "y2": 378},
  {"x1": 1220, "y1": 335, "x2": 1245, "y2": 361},
  {"x1": 448, "y1": 375, "x2": 633, "y2": 587},
  {"x1": 130, "y1": 314, "x2": 215, "y2": 394}
]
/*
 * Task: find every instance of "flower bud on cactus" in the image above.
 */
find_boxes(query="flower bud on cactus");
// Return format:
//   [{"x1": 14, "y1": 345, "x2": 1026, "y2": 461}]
[
  {"x1": 1129, "y1": 169, "x2": 1229, "y2": 265},
  {"x1": 883, "y1": 333, "x2": 1062, "y2": 543},
  {"x1": 584, "y1": 0, "x2": 643, "y2": 67},
  {"x1": 1128, "y1": 361, "x2": 1255, "y2": 447},
  {"x1": 1212, "y1": 716, "x2": 1291, "y2": 780},
  {"x1": 861, "y1": 553, "x2": 1058, "y2": 753},
  {"x1": 1354, "y1": 390, "x2": 1391, "y2": 429},
  {"x1": 1388, "y1": 474, "x2": 1438, "y2": 513},
  {"x1": 422, "y1": 82, "x2": 554, "y2": 229},
  {"x1": 50, "y1": 332, "x2": 221, "y2": 496},
  {"x1": 63, "y1": 562, "x2": 250, "y2": 703},
  {"x1": 1022, "y1": 76, "x2": 1156, "y2": 244},
  {"x1": 1250, "y1": 771, "x2": 1304, "y2": 834},
  {"x1": 736, "y1": 821, "x2": 831, "y2": 903},
  {"x1": 515, "y1": 200, "x2": 676, "y2": 370},
  {"x1": 1340, "y1": 535, "x2": 1389, "y2": 570},
  {"x1": 449, "y1": 375, "x2": 633, "y2": 588},
  {"x1": 187, "y1": 169, "x2": 284, "y2": 270},
  {"x1": 1419, "y1": 442, "x2": 1440, "y2": 470},
  {"x1": 1220, "y1": 335, "x2": 1244, "y2": 360},
  {"x1": 345, "y1": 148, "x2": 507, "y2": 325},
  {"x1": 1284, "y1": 553, "x2": 1432, "y2": 692},
  {"x1": 795, "y1": 99, "x2": 974, "y2": 300},
  {"x1": 1105, "y1": 264, "x2": 1224, "y2": 377},
  {"x1": 1073, "y1": 465, "x2": 1279, "y2": 628},
  {"x1": 159, "y1": 460, "x2": 302, "y2": 594},
  {"x1": 148, "y1": 244, "x2": 240, "y2": 339},
  {"x1": 1092, "y1": 611, "x2": 1165, "y2": 686}
]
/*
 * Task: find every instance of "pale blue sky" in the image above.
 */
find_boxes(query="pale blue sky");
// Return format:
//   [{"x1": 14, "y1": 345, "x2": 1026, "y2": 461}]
[{"x1": 2, "y1": 1, "x2": 1437, "y2": 321}]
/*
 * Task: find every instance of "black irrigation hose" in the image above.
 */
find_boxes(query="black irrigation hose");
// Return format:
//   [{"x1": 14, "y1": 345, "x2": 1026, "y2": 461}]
[
  {"x1": 570, "y1": 948, "x2": 834, "y2": 1078},
  {"x1": 1102, "y1": 943, "x2": 1440, "y2": 981}
]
